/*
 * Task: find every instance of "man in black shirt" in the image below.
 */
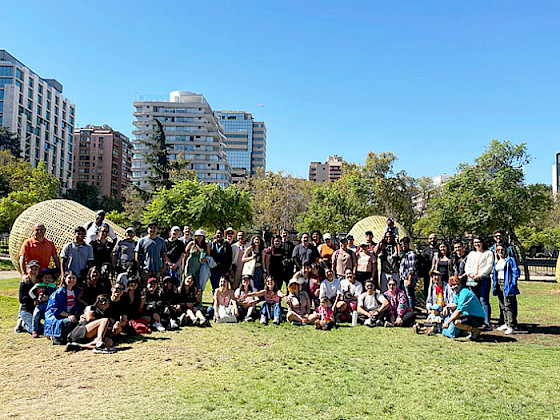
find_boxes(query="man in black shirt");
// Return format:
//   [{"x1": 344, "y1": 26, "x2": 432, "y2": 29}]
[
  {"x1": 209, "y1": 229, "x2": 232, "y2": 291},
  {"x1": 166, "y1": 226, "x2": 186, "y2": 283},
  {"x1": 292, "y1": 232, "x2": 320, "y2": 271},
  {"x1": 280, "y1": 229, "x2": 295, "y2": 278}
]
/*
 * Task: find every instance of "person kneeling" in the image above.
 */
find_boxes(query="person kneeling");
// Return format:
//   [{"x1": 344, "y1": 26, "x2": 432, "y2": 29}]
[{"x1": 442, "y1": 276, "x2": 485, "y2": 341}]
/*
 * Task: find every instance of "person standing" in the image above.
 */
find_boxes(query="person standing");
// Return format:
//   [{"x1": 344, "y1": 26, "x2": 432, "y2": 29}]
[
  {"x1": 331, "y1": 238, "x2": 357, "y2": 279},
  {"x1": 280, "y1": 229, "x2": 295, "y2": 278},
  {"x1": 90, "y1": 226, "x2": 115, "y2": 270},
  {"x1": 114, "y1": 227, "x2": 137, "y2": 274},
  {"x1": 421, "y1": 233, "x2": 439, "y2": 299},
  {"x1": 19, "y1": 223, "x2": 60, "y2": 276},
  {"x1": 318, "y1": 233, "x2": 335, "y2": 269},
  {"x1": 465, "y1": 236, "x2": 494, "y2": 330},
  {"x1": 84, "y1": 210, "x2": 116, "y2": 244},
  {"x1": 490, "y1": 230, "x2": 519, "y2": 262},
  {"x1": 451, "y1": 239, "x2": 468, "y2": 283},
  {"x1": 399, "y1": 237, "x2": 418, "y2": 310},
  {"x1": 60, "y1": 227, "x2": 94, "y2": 281},
  {"x1": 356, "y1": 244, "x2": 377, "y2": 287},
  {"x1": 231, "y1": 231, "x2": 249, "y2": 290},
  {"x1": 135, "y1": 222, "x2": 170, "y2": 286},
  {"x1": 264, "y1": 235, "x2": 287, "y2": 291},
  {"x1": 180, "y1": 225, "x2": 193, "y2": 246},
  {"x1": 166, "y1": 226, "x2": 186, "y2": 284},
  {"x1": 292, "y1": 233, "x2": 320, "y2": 271},
  {"x1": 493, "y1": 244, "x2": 520, "y2": 335},
  {"x1": 375, "y1": 230, "x2": 400, "y2": 292},
  {"x1": 224, "y1": 227, "x2": 236, "y2": 245},
  {"x1": 209, "y1": 229, "x2": 233, "y2": 292}
]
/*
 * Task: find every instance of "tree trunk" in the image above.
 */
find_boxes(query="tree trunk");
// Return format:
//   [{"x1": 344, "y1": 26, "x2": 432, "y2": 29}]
[{"x1": 510, "y1": 228, "x2": 530, "y2": 281}]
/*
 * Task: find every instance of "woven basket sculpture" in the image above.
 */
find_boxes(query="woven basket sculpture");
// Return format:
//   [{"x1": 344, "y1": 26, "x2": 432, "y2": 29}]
[
  {"x1": 348, "y1": 215, "x2": 409, "y2": 247},
  {"x1": 9, "y1": 199, "x2": 128, "y2": 273}
]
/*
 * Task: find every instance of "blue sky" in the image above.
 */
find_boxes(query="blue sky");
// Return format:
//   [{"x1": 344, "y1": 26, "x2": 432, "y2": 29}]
[{"x1": 2, "y1": 1, "x2": 558, "y2": 184}]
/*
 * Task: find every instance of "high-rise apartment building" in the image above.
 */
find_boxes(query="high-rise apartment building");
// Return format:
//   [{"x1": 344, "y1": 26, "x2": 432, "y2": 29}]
[
  {"x1": 132, "y1": 91, "x2": 231, "y2": 188},
  {"x1": 553, "y1": 152, "x2": 560, "y2": 196},
  {"x1": 216, "y1": 111, "x2": 266, "y2": 182},
  {"x1": 0, "y1": 50, "x2": 75, "y2": 190},
  {"x1": 73, "y1": 125, "x2": 132, "y2": 197},
  {"x1": 309, "y1": 155, "x2": 343, "y2": 183}
]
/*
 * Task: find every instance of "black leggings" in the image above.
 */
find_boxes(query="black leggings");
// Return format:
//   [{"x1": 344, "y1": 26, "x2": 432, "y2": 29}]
[{"x1": 383, "y1": 311, "x2": 416, "y2": 327}]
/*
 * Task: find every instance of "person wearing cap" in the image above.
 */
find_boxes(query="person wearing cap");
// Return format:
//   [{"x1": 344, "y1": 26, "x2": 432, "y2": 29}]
[
  {"x1": 19, "y1": 222, "x2": 60, "y2": 276},
  {"x1": 399, "y1": 237, "x2": 418, "y2": 310},
  {"x1": 442, "y1": 276, "x2": 486, "y2": 340},
  {"x1": 14, "y1": 259, "x2": 42, "y2": 334},
  {"x1": 29, "y1": 268, "x2": 57, "y2": 337},
  {"x1": 84, "y1": 210, "x2": 116, "y2": 244},
  {"x1": 166, "y1": 226, "x2": 186, "y2": 283},
  {"x1": 135, "y1": 222, "x2": 170, "y2": 286},
  {"x1": 224, "y1": 227, "x2": 236, "y2": 244},
  {"x1": 318, "y1": 234, "x2": 335, "y2": 269},
  {"x1": 331, "y1": 238, "x2": 357, "y2": 280},
  {"x1": 114, "y1": 227, "x2": 138, "y2": 275},
  {"x1": 285, "y1": 279, "x2": 316, "y2": 324},
  {"x1": 412, "y1": 303, "x2": 444, "y2": 335},
  {"x1": 185, "y1": 229, "x2": 210, "y2": 287},
  {"x1": 347, "y1": 235, "x2": 357, "y2": 253},
  {"x1": 382, "y1": 217, "x2": 399, "y2": 240},
  {"x1": 425, "y1": 269, "x2": 454, "y2": 314},
  {"x1": 60, "y1": 227, "x2": 94, "y2": 281}
]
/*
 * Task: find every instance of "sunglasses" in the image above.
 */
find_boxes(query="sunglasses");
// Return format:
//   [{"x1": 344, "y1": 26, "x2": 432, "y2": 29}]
[
  {"x1": 114, "y1": 287, "x2": 125, "y2": 291},
  {"x1": 99, "y1": 299, "x2": 109, "y2": 304}
]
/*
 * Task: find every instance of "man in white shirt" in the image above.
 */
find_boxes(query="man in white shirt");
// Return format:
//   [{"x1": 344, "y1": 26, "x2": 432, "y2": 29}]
[
  {"x1": 356, "y1": 279, "x2": 388, "y2": 327},
  {"x1": 340, "y1": 268, "x2": 363, "y2": 314},
  {"x1": 319, "y1": 268, "x2": 345, "y2": 315},
  {"x1": 85, "y1": 210, "x2": 116, "y2": 244}
]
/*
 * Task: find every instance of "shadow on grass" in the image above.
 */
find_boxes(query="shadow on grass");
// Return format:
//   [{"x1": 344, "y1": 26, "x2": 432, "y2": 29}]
[
  {"x1": 516, "y1": 323, "x2": 560, "y2": 335},
  {"x1": 477, "y1": 333, "x2": 517, "y2": 343}
]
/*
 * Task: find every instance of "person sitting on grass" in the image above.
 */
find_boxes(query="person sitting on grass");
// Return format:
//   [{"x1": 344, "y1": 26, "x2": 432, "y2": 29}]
[
  {"x1": 319, "y1": 268, "x2": 345, "y2": 320},
  {"x1": 285, "y1": 279, "x2": 317, "y2": 325},
  {"x1": 29, "y1": 268, "x2": 57, "y2": 338},
  {"x1": 315, "y1": 297, "x2": 335, "y2": 330},
  {"x1": 213, "y1": 276, "x2": 238, "y2": 323},
  {"x1": 79, "y1": 266, "x2": 111, "y2": 307},
  {"x1": 355, "y1": 279, "x2": 388, "y2": 327},
  {"x1": 382, "y1": 278, "x2": 416, "y2": 328},
  {"x1": 14, "y1": 260, "x2": 41, "y2": 335},
  {"x1": 245, "y1": 276, "x2": 285, "y2": 325},
  {"x1": 425, "y1": 269, "x2": 455, "y2": 314},
  {"x1": 103, "y1": 281, "x2": 128, "y2": 340},
  {"x1": 308, "y1": 262, "x2": 325, "y2": 309},
  {"x1": 412, "y1": 304, "x2": 444, "y2": 335},
  {"x1": 161, "y1": 276, "x2": 181, "y2": 330},
  {"x1": 66, "y1": 294, "x2": 116, "y2": 354},
  {"x1": 235, "y1": 275, "x2": 259, "y2": 322},
  {"x1": 143, "y1": 277, "x2": 166, "y2": 332},
  {"x1": 442, "y1": 276, "x2": 486, "y2": 341},
  {"x1": 44, "y1": 271, "x2": 80, "y2": 344},
  {"x1": 340, "y1": 269, "x2": 363, "y2": 321},
  {"x1": 177, "y1": 274, "x2": 208, "y2": 326},
  {"x1": 124, "y1": 276, "x2": 152, "y2": 335}
]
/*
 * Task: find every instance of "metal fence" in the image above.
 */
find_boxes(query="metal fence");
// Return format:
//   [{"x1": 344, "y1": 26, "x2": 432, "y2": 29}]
[{"x1": 0, "y1": 235, "x2": 9, "y2": 258}]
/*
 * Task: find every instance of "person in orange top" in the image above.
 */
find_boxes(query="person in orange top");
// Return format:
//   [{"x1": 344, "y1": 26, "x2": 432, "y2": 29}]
[
  {"x1": 19, "y1": 223, "x2": 60, "y2": 276},
  {"x1": 318, "y1": 233, "x2": 335, "y2": 269}
]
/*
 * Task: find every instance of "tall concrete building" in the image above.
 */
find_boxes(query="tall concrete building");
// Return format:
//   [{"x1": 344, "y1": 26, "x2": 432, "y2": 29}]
[
  {"x1": 0, "y1": 50, "x2": 76, "y2": 190},
  {"x1": 132, "y1": 91, "x2": 231, "y2": 188},
  {"x1": 216, "y1": 111, "x2": 266, "y2": 183},
  {"x1": 553, "y1": 152, "x2": 560, "y2": 196},
  {"x1": 309, "y1": 155, "x2": 343, "y2": 183},
  {"x1": 73, "y1": 125, "x2": 132, "y2": 198}
]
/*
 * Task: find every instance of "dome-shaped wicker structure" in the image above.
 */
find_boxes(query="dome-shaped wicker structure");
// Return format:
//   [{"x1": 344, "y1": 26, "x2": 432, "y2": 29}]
[
  {"x1": 348, "y1": 215, "x2": 410, "y2": 246},
  {"x1": 9, "y1": 199, "x2": 128, "y2": 273}
]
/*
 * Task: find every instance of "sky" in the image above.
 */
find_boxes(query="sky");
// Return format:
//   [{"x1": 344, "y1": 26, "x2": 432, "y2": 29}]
[{"x1": 2, "y1": 1, "x2": 559, "y2": 184}]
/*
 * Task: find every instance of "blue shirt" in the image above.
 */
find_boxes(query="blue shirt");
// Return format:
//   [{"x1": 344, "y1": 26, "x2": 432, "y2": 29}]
[
  {"x1": 60, "y1": 242, "x2": 94, "y2": 278},
  {"x1": 135, "y1": 236, "x2": 167, "y2": 272},
  {"x1": 454, "y1": 287, "x2": 485, "y2": 319}
]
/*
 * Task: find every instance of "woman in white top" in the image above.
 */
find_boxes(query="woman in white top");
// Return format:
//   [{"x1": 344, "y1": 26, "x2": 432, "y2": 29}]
[{"x1": 464, "y1": 236, "x2": 494, "y2": 330}]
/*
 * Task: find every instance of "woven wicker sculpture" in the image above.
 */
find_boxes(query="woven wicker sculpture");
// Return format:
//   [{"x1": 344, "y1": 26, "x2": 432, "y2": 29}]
[
  {"x1": 9, "y1": 199, "x2": 128, "y2": 273},
  {"x1": 348, "y1": 215, "x2": 410, "y2": 247}
]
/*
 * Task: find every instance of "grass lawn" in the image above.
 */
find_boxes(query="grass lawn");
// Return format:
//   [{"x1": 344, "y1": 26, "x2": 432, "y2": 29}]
[
  {"x1": 1, "y1": 279, "x2": 559, "y2": 420},
  {"x1": 0, "y1": 258, "x2": 15, "y2": 271}
]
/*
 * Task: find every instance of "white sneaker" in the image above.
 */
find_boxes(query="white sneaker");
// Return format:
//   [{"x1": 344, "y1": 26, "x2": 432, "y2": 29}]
[
  {"x1": 364, "y1": 318, "x2": 373, "y2": 327},
  {"x1": 169, "y1": 319, "x2": 179, "y2": 330},
  {"x1": 260, "y1": 315, "x2": 267, "y2": 324},
  {"x1": 14, "y1": 318, "x2": 24, "y2": 333},
  {"x1": 178, "y1": 313, "x2": 187, "y2": 326},
  {"x1": 497, "y1": 324, "x2": 508, "y2": 331},
  {"x1": 154, "y1": 322, "x2": 165, "y2": 332},
  {"x1": 504, "y1": 327, "x2": 515, "y2": 335}
]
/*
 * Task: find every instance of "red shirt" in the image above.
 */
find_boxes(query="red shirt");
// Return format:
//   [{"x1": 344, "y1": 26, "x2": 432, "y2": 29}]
[{"x1": 19, "y1": 237, "x2": 57, "y2": 270}]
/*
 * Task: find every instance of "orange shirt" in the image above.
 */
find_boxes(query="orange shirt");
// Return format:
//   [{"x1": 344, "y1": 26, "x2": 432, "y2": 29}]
[
  {"x1": 19, "y1": 237, "x2": 57, "y2": 270},
  {"x1": 318, "y1": 243, "x2": 335, "y2": 262}
]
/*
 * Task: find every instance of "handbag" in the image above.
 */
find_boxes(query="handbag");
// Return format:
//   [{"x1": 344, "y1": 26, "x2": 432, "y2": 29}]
[{"x1": 242, "y1": 256, "x2": 256, "y2": 276}]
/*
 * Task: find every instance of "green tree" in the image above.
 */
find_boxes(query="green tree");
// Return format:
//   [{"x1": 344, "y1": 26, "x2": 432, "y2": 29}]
[
  {"x1": 0, "y1": 161, "x2": 58, "y2": 232},
  {"x1": 64, "y1": 182, "x2": 101, "y2": 210},
  {"x1": 142, "y1": 180, "x2": 252, "y2": 231},
  {"x1": 0, "y1": 128, "x2": 21, "y2": 158},
  {"x1": 242, "y1": 170, "x2": 314, "y2": 232},
  {"x1": 416, "y1": 140, "x2": 553, "y2": 280},
  {"x1": 140, "y1": 119, "x2": 192, "y2": 190},
  {"x1": 0, "y1": 150, "x2": 33, "y2": 197}
]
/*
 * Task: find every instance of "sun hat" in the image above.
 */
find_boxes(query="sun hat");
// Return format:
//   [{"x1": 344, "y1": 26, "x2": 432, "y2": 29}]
[
  {"x1": 27, "y1": 260, "x2": 40, "y2": 268},
  {"x1": 430, "y1": 304, "x2": 442, "y2": 311},
  {"x1": 147, "y1": 277, "x2": 157, "y2": 284},
  {"x1": 323, "y1": 233, "x2": 331, "y2": 240},
  {"x1": 225, "y1": 227, "x2": 235, "y2": 234},
  {"x1": 194, "y1": 229, "x2": 205, "y2": 236},
  {"x1": 429, "y1": 269, "x2": 441, "y2": 277}
]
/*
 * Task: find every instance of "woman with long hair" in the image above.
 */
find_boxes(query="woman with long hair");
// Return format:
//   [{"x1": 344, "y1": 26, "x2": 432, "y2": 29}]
[
  {"x1": 465, "y1": 236, "x2": 494, "y2": 330},
  {"x1": 44, "y1": 271, "x2": 80, "y2": 344},
  {"x1": 246, "y1": 275, "x2": 286, "y2": 325},
  {"x1": 185, "y1": 230, "x2": 210, "y2": 287},
  {"x1": 242, "y1": 235, "x2": 266, "y2": 290}
]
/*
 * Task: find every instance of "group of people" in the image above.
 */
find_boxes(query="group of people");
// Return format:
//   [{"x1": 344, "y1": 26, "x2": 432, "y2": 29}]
[{"x1": 14, "y1": 212, "x2": 521, "y2": 354}]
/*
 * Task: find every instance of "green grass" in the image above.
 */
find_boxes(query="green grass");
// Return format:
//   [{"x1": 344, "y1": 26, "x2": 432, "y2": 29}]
[
  {"x1": 0, "y1": 279, "x2": 559, "y2": 420},
  {"x1": 0, "y1": 258, "x2": 15, "y2": 271}
]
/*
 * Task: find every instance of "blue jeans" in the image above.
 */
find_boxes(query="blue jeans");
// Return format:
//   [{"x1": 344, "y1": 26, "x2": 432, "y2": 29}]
[
  {"x1": 32, "y1": 303, "x2": 47, "y2": 334},
  {"x1": 17, "y1": 308, "x2": 33, "y2": 334},
  {"x1": 472, "y1": 276, "x2": 491, "y2": 325},
  {"x1": 404, "y1": 283, "x2": 416, "y2": 311},
  {"x1": 260, "y1": 302, "x2": 282, "y2": 322}
]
